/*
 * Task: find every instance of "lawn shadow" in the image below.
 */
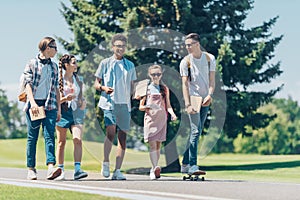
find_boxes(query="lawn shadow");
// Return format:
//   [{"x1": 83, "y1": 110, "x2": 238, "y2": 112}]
[{"x1": 126, "y1": 161, "x2": 300, "y2": 174}]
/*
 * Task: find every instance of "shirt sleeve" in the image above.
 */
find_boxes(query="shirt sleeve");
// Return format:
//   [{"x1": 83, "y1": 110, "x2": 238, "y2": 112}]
[
  {"x1": 208, "y1": 53, "x2": 216, "y2": 72},
  {"x1": 95, "y1": 61, "x2": 104, "y2": 79},
  {"x1": 179, "y1": 58, "x2": 189, "y2": 77},
  {"x1": 23, "y1": 59, "x2": 35, "y2": 87}
]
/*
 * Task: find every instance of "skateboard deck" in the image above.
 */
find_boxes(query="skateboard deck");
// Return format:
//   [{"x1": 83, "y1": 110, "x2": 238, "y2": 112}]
[{"x1": 183, "y1": 170, "x2": 206, "y2": 181}]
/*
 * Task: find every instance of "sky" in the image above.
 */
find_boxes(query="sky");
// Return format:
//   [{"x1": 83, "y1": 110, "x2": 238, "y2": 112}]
[{"x1": 0, "y1": 0, "x2": 299, "y2": 104}]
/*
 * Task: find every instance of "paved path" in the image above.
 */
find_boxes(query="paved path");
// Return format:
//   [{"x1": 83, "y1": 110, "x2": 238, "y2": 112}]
[{"x1": 1, "y1": 167, "x2": 300, "y2": 200}]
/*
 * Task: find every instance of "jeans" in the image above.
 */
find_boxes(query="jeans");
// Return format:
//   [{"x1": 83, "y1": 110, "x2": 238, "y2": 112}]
[
  {"x1": 26, "y1": 100, "x2": 57, "y2": 167},
  {"x1": 182, "y1": 106, "x2": 210, "y2": 166}
]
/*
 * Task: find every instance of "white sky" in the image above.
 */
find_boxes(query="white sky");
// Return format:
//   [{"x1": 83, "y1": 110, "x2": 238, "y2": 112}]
[{"x1": 0, "y1": 0, "x2": 299, "y2": 104}]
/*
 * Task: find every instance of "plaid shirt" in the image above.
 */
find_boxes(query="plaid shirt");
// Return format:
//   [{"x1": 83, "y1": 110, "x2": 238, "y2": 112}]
[{"x1": 23, "y1": 56, "x2": 59, "y2": 110}]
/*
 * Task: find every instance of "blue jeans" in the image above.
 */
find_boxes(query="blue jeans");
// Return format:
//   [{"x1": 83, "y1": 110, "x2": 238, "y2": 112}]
[
  {"x1": 26, "y1": 100, "x2": 57, "y2": 168},
  {"x1": 182, "y1": 106, "x2": 210, "y2": 166}
]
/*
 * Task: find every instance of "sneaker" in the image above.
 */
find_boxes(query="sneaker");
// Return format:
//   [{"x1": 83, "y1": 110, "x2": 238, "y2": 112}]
[
  {"x1": 55, "y1": 171, "x2": 65, "y2": 181},
  {"x1": 101, "y1": 162, "x2": 110, "y2": 178},
  {"x1": 27, "y1": 168, "x2": 37, "y2": 180},
  {"x1": 154, "y1": 166, "x2": 161, "y2": 179},
  {"x1": 111, "y1": 169, "x2": 126, "y2": 180},
  {"x1": 188, "y1": 165, "x2": 200, "y2": 175},
  {"x1": 181, "y1": 164, "x2": 190, "y2": 173},
  {"x1": 74, "y1": 170, "x2": 88, "y2": 180},
  {"x1": 47, "y1": 167, "x2": 62, "y2": 180},
  {"x1": 149, "y1": 169, "x2": 156, "y2": 180}
]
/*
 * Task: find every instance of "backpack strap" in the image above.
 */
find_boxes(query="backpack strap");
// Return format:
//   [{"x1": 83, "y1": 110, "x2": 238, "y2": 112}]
[
  {"x1": 184, "y1": 55, "x2": 192, "y2": 81},
  {"x1": 185, "y1": 52, "x2": 211, "y2": 82}
]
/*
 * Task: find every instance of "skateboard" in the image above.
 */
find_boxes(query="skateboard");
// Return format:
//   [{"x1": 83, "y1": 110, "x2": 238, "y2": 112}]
[{"x1": 183, "y1": 170, "x2": 206, "y2": 181}]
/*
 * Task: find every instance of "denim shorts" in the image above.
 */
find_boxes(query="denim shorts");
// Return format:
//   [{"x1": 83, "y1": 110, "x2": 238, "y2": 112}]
[
  {"x1": 56, "y1": 107, "x2": 85, "y2": 128},
  {"x1": 103, "y1": 104, "x2": 130, "y2": 132}
]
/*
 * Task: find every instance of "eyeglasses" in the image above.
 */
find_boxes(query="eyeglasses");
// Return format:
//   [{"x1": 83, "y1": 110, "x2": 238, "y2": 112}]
[
  {"x1": 150, "y1": 73, "x2": 162, "y2": 77},
  {"x1": 113, "y1": 44, "x2": 126, "y2": 48},
  {"x1": 48, "y1": 45, "x2": 57, "y2": 51},
  {"x1": 185, "y1": 42, "x2": 197, "y2": 48}
]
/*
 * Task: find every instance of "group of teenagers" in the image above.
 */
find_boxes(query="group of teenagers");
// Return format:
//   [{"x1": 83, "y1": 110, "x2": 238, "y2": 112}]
[{"x1": 22, "y1": 32, "x2": 216, "y2": 181}]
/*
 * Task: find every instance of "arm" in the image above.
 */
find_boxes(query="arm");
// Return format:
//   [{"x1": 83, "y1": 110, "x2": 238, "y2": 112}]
[
  {"x1": 139, "y1": 96, "x2": 149, "y2": 111},
  {"x1": 94, "y1": 77, "x2": 113, "y2": 94},
  {"x1": 182, "y1": 76, "x2": 196, "y2": 114},
  {"x1": 202, "y1": 71, "x2": 215, "y2": 106},
  {"x1": 165, "y1": 87, "x2": 177, "y2": 121},
  {"x1": 56, "y1": 88, "x2": 61, "y2": 122}
]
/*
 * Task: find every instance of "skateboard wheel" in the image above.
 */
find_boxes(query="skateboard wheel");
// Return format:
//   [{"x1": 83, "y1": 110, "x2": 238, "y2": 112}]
[
  {"x1": 190, "y1": 177, "x2": 194, "y2": 181},
  {"x1": 183, "y1": 176, "x2": 186, "y2": 180},
  {"x1": 201, "y1": 177, "x2": 205, "y2": 181}
]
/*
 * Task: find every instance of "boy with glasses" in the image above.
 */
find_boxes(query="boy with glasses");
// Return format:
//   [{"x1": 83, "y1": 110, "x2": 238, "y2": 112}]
[
  {"x1": 179, "y1": 33, "x2": 216, "y2": 175},
  {"x1": 94, "y1": 34, "x2": 137, "y2": 180}
]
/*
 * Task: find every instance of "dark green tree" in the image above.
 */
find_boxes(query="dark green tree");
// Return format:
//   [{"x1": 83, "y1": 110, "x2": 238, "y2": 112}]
[
  {"x1": 58, "y1": 0, "x2": 283, "y2": 170},
  {"x1": 0, "y1": 87, "x2": 26, "y2": 139}
]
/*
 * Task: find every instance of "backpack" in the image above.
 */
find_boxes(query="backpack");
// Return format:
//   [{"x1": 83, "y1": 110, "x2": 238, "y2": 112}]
[
  {"x1": 18, "y1": 73, "x2": 27, "y2": 102},
  {"x1": 185, "y1": 52, "x2": 211, "y2": 81}
]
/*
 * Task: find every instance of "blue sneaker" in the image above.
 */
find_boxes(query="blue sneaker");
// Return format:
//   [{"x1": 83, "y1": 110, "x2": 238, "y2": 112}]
[{"x1": 74, "y1": 170, "x2": 88, "y2": 180}]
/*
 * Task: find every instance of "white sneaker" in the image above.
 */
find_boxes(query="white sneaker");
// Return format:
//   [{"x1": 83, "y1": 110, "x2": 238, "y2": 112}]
[
  {"x1": 27, "y1": 168, "x2": 37, "y2": 180},
  {"x1": 55, "y1": 171, "x2": 65, "y2": 180},
  {"x1": 181, "y1": 164, "x2": 190, "y2": 173},
  {"x1": 111, "y1": 169, "x2": 126, "y2": 180},
  {"x1": 188, "y1": 165, "x2": 200, "y2": 175},
  {"x1": 101, "y1": 162, "x2": 110, "y2": 178},
  {"x1": 149, "y1": 169, "x2": 156, "y2": 180},
  {"x1": 47, "y1": 167, "x2": 62, "y2": 180}
]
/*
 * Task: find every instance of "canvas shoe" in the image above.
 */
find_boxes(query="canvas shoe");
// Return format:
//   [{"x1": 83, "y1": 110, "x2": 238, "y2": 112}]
[
  {"x1": 47, "y1": 167, "x2": 62, "y2": 180},
  {"x1": 149, "y1": 169, "x2": 156, "y2": 180},
  {"x1": 74, "y1": 170, "x2": 88, "y2": 180},
  {"x1": 181, "y1": 164, "x2": 190, "y2": 173},
  {"x1": 111, "y1": 169, "x2": 126, "y2": 180},
  {"x1": 55, "y1": 171, "x2": 65, "y2": 181},
  {"x1": 27, "y1": 168, "x2": 37, "y2": 180},
  {"x1": 101, "y1": 162, "x2": 110, "y2": 178},
  {"x1": 188, "y1": 165, "x2": 200, "y2": 175}
]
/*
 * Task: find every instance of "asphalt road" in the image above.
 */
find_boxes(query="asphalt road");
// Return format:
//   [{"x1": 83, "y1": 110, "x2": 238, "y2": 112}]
[{"x1": 0, "y1": 167, "x2": 299, "y2": 200}]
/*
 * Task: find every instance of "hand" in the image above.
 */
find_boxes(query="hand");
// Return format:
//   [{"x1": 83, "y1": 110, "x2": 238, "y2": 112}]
[
  {"x1": 202, "y1": 95, "x2": 212, "y2": 106},
  {"x1": 80, "y1": 99, "x2": 87, "y2": 110},
  {"x1": 65, "y1": 93, "x2": 75, "y2": 101},
  {"x1": 171, "y1": 115, "x2": 177, "y2": 121},
  {"x1": 30, "y1": 102, "x2": 39, "y2": 115},
  {"x1": 186, "y1": 105, "x2": 196, "y2": 114},
  {"x1": 102, "y1": 86, "x2": 114, "y2": 94}
]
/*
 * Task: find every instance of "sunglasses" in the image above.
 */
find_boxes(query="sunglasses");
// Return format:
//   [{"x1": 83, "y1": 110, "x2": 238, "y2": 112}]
[
  {"x1": 150, "y1": 73, "x2": 162, "y2": 77},
  {"x1": 113, "y1": 44, "x2": 126, "y2": 48},
  {"x1": 48, "y1": 45, "x2": 57, "y2": 51},
  {"x1": 185, "y1": 42, "x2": 197, "y2": 48}
]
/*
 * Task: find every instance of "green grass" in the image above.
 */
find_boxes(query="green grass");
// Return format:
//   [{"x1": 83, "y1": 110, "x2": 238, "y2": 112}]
[
  {"x1": 1, "y1": 139, "x2": 300, "y2": 183},
  {"x1": 0, "y1": 184, "x2": 125, "y2": 200}
]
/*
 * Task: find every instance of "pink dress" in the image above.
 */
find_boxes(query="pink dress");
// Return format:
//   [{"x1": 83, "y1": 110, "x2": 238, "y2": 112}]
[{"x1": 144, "y1": 88, "x2": 167, "y2": 142}]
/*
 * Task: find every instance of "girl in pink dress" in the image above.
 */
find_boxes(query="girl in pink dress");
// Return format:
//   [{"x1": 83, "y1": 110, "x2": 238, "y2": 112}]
[{"x1": 139, "y1": 65, "x2": 177, "y2": 180}]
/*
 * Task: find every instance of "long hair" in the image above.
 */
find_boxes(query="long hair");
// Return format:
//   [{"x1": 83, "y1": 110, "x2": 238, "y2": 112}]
[{"x1": 58, "y1": 54, "x2": 84, "y2": 109}]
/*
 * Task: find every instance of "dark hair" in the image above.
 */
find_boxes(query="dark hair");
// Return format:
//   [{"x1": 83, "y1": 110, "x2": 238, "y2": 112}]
[
  {"x1": 58, "y1": 54, "x2": 84, "y2": 109},
  {"x1": 38, "y1": 37, "x2": 55, "y2": 52},
  {"x1": 185, "y1": 33, "x2": 200, "y2": 43},
  {"x1": 111, "y1": 34, "x2": 127, "y2": 45}
]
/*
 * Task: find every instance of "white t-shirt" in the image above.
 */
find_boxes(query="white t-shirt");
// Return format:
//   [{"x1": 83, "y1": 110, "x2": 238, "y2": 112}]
[{"x1": 180, "y1": 52, "x2": 216, "y2": 97}]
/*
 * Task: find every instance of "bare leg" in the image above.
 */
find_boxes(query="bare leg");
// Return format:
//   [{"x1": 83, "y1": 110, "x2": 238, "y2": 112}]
[
  {"x1": 56, "y1": 126, "x2": 68, "y2": 165},
  {"x1": 149, "y1": 141, "x2": 158, "y2": 168},
  {"x1": 71, "y1": 125, "x2": 83, "y2": 163},
  {"x1": 115, "y1": 130, "x2": 126, "y2": 169},
  {"x1": 103, "y1": 125, "x2": 116, "y2": 162}
]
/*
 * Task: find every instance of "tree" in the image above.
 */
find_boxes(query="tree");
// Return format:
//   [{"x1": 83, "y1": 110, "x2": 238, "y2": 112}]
[
  {"x1": 58, "y1": 0, "x2": 283, "y2": 170},
  {"x1": 0, "y1": 87, "x2": 26, "y2": 139}
]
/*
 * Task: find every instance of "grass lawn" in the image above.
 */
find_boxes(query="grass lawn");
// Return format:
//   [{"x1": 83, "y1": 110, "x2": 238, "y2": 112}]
[
  {"x1": 1, "y1": 138, "x2": 300, "y2": 183},
  {"x1": 0, "y1": 184, "x2": 125, "y2": 200}
]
